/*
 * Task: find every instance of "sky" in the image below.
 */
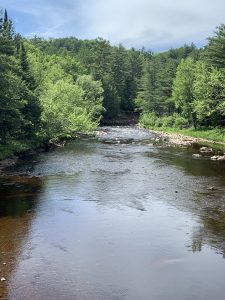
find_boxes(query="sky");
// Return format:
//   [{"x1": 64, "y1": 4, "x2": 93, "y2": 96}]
[{"x1": 1, "y1": 0, "x2": 225, "y2": 52}]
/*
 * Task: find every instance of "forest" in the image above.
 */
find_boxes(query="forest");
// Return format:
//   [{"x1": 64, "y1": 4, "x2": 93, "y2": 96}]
[{"x1": 1, "y1": 9, "x2": 225, "y2": 159}]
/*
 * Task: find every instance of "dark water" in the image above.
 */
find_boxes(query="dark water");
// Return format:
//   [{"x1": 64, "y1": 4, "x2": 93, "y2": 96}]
[{"x1": 1, "y1": 126, "x2": 225, "y2": 300}]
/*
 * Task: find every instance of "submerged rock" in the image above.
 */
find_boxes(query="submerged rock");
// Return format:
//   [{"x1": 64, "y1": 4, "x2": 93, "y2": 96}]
[
  {"x1": 207, "y1": 186, "x2": 216, "y2": 190},
  {"x1": 192, "y1": 154, "x2": 202, "y2": 158}
]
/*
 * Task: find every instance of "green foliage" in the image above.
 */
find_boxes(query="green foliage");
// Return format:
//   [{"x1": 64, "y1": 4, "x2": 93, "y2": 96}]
[
  {"x1": 40, "y1": 80, "x2": 80, "y2": 137},
  {"x1": 76, "y1": 74, "x2": 104, "y2": 121},
  {"x1": 135, "y1": 54, "x2": 178, "y2": 115},
  {"x1": 204, "y1": 24, "x2": 225, "y2": 69},
  {"x1": 172, "y1": 58, "x2": 196, "y2": 118},
  {"x1": 172, "y1": 114, "x2": 189, "y2": 129},
  {"x1": 139, "y1": 112, "x2": 158, "y2": 127},
  {"x1": 192, "y1": 62, "x2": 225, "y2": 125},
  {"x1": 135, "y1": 60, "x2": 158, "y2": 113},
  {"x1": 140, "y1": 112, "x2": 189, "y2": 129},
  {"x1": 0, "y1": 11, "x2": 105, "y2": 160},
  {"x1": 2, "y1": 9, "x2": 225, "y2": 160},
  {"x1": 162, "y1": 115, "x2": 174, "y2": 127},
  {"x1": 0, "y1": 10, "x2": 41, "y2": 144},
  {"x1": 31, "y1": 37, "x2": 144, "y2": 119},
  {"x1": 25, "y1": 44, "x2": 104, "y2": 139}
]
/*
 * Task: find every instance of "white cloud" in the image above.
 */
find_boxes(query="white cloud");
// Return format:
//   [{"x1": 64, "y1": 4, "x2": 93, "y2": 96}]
[
  {"x1": 1, "y1": 0, "x2": 225, "y2": 50},
  {"x1": 80, "y1": 0, "x2": 225, "y2": 49}
]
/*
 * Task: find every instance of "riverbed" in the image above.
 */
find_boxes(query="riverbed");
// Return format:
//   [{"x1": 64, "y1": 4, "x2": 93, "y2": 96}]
[{"x1": 1, "y1": 126, "x2": 225, "y2": 300}]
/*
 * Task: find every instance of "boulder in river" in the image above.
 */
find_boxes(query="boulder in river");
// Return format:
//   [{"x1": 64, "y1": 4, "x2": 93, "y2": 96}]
[{"x1": 210, "y1": 155, "x2": 225, "y2": 161}]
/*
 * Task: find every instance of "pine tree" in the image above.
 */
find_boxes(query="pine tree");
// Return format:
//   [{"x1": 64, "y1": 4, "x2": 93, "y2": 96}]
[
  {"x1": 204, "y1": 24, "x2": 225, "y2": 69},
  {"x1": 0, "y1": 11, "x2": 41, "y2": 143}
]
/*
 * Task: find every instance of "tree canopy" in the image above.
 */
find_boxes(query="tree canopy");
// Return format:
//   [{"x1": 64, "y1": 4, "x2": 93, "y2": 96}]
[{"x1": 1, "y1": 9, "x2": 225, "y2": 158}]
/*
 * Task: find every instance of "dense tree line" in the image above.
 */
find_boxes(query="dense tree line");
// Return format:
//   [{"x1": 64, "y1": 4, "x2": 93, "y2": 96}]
[
  {"x1": 0, "y1": 10, "x2": 105, "y2": 157},
  {"x1": 137, "y1": 27, "x2": 225, "y2": 130},
  {"x1": 31, "y1": 37, "x2": 145, "y2": 119},
  {"x1": 0, "y1": 10, "x2": 41, "y2": 149},
  {"x1": 1, "y1": 8, "x2": 225, "y2": 158}
]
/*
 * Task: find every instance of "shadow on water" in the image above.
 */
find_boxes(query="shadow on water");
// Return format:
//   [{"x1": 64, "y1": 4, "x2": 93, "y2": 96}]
[
  {"x1": 0, "y1": 175, "x2": 43, "y2": 299},
  {"x1": 0, "y1": 176, "x2": 42, "y2": 217}
]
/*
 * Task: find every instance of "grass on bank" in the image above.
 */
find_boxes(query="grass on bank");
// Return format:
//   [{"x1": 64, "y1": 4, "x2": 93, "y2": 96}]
[
  {"x1": 150, "y1": 126, "x2": 225, "y2": 143},
  {"x1": 140, "y1": 113, "x2": 225, "y2": 144}
]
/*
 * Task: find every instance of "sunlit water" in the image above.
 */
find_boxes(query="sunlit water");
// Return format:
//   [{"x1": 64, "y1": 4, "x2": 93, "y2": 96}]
[{"x1": 1, "y1": 126, "x2": 225, "y2": 300}]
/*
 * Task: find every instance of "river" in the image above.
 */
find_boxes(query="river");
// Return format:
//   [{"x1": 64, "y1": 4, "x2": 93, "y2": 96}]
[{"x1": 0, "y1": 126, "x2": 225, "y2": 300}]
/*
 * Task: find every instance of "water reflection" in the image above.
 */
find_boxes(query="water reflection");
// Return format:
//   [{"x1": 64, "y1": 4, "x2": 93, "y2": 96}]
[
  {"x1": 150, "y1": 146, "x2": 225, "y2": 257},
  {"x1": 0, "y1": 175, "x2": 42, "y2": 299},
  {"x1": 1, "y1": 127, "x2": 225, "y2": 299},
  {"x1": 191, "y1": 209, "x2": 225, "y2": 257},
  {"x1": 0, "y1": 176, "x2": 42, "y2": 217}
]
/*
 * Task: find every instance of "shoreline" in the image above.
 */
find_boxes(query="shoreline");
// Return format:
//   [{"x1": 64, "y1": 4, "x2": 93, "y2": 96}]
[
  {"x1": 0, "y1": 156, "x2": 19, "y2": 172},
  {"x1": 148, "y1": 128, "x2": 225, "y2": 148},
  {"x1": 1, "y1": 126, "x2": 225, "y2": 172},
  {"x1": 0, "y1": 132, "x2": 95, "y2": 173}
]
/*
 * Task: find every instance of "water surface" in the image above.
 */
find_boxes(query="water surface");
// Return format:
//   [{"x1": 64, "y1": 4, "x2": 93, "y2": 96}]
[{"x1": 1, "y1": 126, "x2": 225, "y2": 300}]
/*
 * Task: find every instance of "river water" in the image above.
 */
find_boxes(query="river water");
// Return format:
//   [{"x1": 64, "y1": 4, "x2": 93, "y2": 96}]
[{"x1": 1, "y1": 126, "x2": 225, "y2": 300}]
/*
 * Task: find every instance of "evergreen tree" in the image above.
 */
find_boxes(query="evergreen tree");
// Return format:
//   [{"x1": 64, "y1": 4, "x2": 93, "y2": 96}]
[
  {"x1": 0, "y1": 10, "x2": 41, "y2": 143},
  {"x1": 135, "y1": 59, "x2": 159, "y2": 114},
  {"x1": 204, "y1": 24, "x2": 225, "y2": 69},
  {"x1": 172, "y1": 58, "x2": 197, "y2": 126},
  {"x1": 0, "y1": 10, "x2": 24, "y2": 142}
]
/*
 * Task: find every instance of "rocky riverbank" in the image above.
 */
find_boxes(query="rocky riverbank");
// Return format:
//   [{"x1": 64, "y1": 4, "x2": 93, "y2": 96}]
[
  {"x1": 0, "y1": 156, "x2": 19, "y2": 172},
  {"x1": 148, "y1": 129, "x2": 225, "y2": 161},
  {"x1": 149, "y1": 129, "x2": 225, "y2": 147}
]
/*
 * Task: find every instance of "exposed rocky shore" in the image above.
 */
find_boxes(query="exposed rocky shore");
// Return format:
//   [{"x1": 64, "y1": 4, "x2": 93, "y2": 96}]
[
  {"x1": 149, "y1": 129, "x2": 225, "y2": 147},
  {"x1": 149, "y1": 129, "x2": 225, "y2": 160}
]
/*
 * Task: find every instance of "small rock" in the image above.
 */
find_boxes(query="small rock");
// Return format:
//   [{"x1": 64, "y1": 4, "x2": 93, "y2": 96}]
[
  {"x1": 2, "y1": 263, "x2": 6, "y2": 265},
  {"x1": 207, "y1": 186, "x2": 215, "y2": 191},
  {"x1": 192, "y1": 154, "x2": 202, "y2": 158},
  {"x1": 210, "y1": 155, "x2": 225, "y2": 161},
  {"x1": 217, "y1": 156, "x2": 225, "y2": 161},
  {"x1": 1, "y1": 278, "x2": 6, "y2": 282},
  {"x1": 200, "y1": 147, "x2": 213, "y2": 153},
  {"x1": 211, "y1": 156, "x2": 219, "y2": 160}
]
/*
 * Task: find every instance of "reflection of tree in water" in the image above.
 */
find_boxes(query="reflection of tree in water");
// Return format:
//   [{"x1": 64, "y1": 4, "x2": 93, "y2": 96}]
[
  {"x1": 191, "y1": 208, "x2": 225, "y2": 258},
  {"x1": 157, "y1": 146, "x2": 225, "y2": 257},
  {"x1": 0, "y1": 176, "x2": 42, "y2": 299}
]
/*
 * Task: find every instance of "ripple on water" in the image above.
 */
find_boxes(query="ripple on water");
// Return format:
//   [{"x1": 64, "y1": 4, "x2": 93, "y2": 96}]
[{"x1": 1, "y1": 126, "x2": 225, "y2": 300}]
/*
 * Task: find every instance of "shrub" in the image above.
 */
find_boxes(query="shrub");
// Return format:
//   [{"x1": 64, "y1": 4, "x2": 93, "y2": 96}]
[
  {"x1": 173, "y1": 114, "x2": 189, "y2": 129},
  {"x1": 155, "y1": 117, "x2": 163, "y2": 127},
  {"x1": 162, "y1": 115, "x2": 174, "y2": 127},
  {"x1": 140, "y1": 112, "x2": 158, "y2": 127}
]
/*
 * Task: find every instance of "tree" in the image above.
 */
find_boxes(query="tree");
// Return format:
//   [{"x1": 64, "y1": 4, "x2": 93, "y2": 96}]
[
  {"x1": 0, "y1": 11, "x2": 42, "y2": 143},
  {"x1": 76, "y1": 74, "x2": 104, "y2": 122},
  {"x1": 40, "y1": 78, "x2": 103, "y2": 138},
  {"x1": 172, "y1": 58, "x2": 196, "y2": 126},
  {"x1": 0, "y1": 10, "x2": 25, "y2": 142},
  {"x1": 204, "y1": 24, "x2": 225, "y2": 69},
  {"x1": 135, "y1": 59, "x2": 158, "y2": 113}
]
